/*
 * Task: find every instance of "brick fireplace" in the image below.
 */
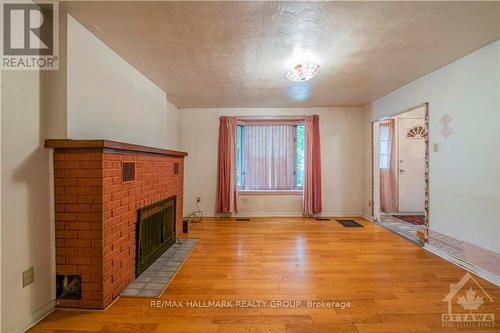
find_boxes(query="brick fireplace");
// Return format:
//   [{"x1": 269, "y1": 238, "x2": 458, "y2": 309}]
[{"x1": 45, "y1": 140, "x2": 187, "y2": 309}]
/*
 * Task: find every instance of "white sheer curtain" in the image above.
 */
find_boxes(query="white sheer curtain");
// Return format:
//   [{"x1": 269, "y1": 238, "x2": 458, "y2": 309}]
[{"x1": 242, "y1": 125, "x2": 296, "y2": 190}]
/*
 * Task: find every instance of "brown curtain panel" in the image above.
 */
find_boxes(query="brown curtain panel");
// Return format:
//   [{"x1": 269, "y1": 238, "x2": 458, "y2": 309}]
[
  {"x1": 380, "y1": 119, "x2": 398, "y2": 213},
  {"x1": 216, "y1": 116, "x2": 238, "y2": 213},
  {"x1": 303, "y1": 115, "x2": 322, "y2": 215}
]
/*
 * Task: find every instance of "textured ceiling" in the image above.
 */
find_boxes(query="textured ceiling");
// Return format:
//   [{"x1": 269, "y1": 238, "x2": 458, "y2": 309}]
[{"x1": 63, "y1": 1, "x2": 500, "y2": 108}]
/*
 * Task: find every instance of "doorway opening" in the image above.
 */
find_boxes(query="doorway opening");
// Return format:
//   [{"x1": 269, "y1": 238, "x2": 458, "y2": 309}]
[{"x1": 372, "y1": 104, "x2": 429, "y2": 246}]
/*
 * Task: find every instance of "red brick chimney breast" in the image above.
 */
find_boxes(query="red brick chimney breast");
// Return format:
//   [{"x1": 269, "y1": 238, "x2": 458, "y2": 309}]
[{"x1": 46, "y1": 140, "x2": 187, "y2": 309}]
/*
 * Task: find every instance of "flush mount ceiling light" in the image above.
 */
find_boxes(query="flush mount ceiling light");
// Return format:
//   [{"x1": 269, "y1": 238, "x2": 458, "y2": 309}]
[
  {"x1": 285, "y1": 49, "x2": 320, "y2": 82},
  {"x1": 286, "y1": 61, "x2": 320, "y2": 82}
]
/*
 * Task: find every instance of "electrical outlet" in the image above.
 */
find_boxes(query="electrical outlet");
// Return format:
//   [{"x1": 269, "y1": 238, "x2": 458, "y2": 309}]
[
  {"x1": 23, "y1": 267, "x2": 34, "y2": 287},
  {"x1": 196, "y1": 197, "x2": 201, "y2": 203}
]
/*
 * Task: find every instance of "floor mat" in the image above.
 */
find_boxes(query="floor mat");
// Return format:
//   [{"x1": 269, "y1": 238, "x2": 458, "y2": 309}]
[
  {"x1": 393, "y1": 215, "x2": 425, "y2": 225},
  {"x1": 336, "y1": 220, "x2": 363, "y2": 227}
]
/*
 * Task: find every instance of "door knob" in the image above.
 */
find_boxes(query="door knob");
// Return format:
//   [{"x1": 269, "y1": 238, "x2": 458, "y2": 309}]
[{"x1": 400, "y1": 169, "x2": 406, "y2": 174}]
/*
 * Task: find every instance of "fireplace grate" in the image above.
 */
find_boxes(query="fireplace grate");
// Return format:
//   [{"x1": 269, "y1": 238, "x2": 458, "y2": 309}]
[{"x1": 136, "y1": 196, "x2": 176, "y2": 277}]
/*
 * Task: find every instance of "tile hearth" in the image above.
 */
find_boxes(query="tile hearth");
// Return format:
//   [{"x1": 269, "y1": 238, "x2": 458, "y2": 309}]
[{"x1": 121, "y1": 238, "x2": 198, "y2": 297}]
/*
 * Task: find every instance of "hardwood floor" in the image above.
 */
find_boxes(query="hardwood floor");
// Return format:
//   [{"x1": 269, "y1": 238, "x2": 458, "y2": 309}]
[{"x1": 30, "y1": 217, "x2": 499, "y2": 332}]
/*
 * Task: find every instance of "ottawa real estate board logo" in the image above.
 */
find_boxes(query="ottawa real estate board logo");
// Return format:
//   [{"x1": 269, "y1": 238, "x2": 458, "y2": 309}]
[
  {"x1": 442, "y1": 272, "x2": 495, "y2": 328},
  {"x1": 1, "y1": 0, "x2": 59, "y2": 70}
]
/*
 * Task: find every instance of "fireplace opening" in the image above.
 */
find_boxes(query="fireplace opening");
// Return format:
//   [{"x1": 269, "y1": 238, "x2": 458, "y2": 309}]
[{"x1": 135, "y1": 196, "x2": 176, "y2": 277}]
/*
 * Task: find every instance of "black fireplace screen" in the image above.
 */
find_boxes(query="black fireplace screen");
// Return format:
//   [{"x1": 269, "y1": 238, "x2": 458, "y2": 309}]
[{"x1": 136, "y1": 196, "x2": 176, "y2": 276}]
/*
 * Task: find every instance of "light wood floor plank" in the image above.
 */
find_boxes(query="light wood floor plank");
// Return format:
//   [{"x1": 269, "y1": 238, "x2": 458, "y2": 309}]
[{"x1": 30, "y1": 217, "x2": 500, "y2": 332}]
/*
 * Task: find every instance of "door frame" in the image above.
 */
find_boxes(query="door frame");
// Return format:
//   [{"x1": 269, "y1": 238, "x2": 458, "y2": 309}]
[{"x1": 371, "y1": 103, "x2": 430, "y2": 242}]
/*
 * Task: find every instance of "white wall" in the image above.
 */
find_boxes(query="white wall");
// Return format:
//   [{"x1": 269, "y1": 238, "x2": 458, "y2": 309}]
[
  {"x1": 166, "y1": 98, "x2": 180, "y2": 150},
  {"x1": 0, "y1": 64, "x2": 3, "y2": 332},
  {"x1": 0, "y1": 13, "x2": 183, "y2": 333},
  {"x1": 237, "y1": 194, "x2": 303, "y2": 217},
  {"x1": 366, "y1": 41, "x2": 500, "y2": 255},
  {"x1": 67, "y1": 15, "x2": 176, "y2": 149},
  {"x1": 45, "y1": 10, "x2": 68, "y2": 139},
  {"x1": 180, "y1": 107, "x2": 366, "y2": 217},
  {"x1": 362, "y1": 108, "x2": 373, "y2": 218},
  {"x1": 396, "y1": 107, "x2": 425, "y2": 119},
  {"x1": 1, "y1": 71, "x2": 55, "y2": 333}
]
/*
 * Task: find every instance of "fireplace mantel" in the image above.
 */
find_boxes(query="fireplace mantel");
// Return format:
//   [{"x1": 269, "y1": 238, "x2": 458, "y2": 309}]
[{"x1": 45, "y1": 139, "x2": 188, "y2": 157}]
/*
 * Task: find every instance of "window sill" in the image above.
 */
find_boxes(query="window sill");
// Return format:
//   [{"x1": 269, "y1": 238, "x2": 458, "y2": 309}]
[{"x1": 238, "y1": 190, "x2": 303, "y2": 196}]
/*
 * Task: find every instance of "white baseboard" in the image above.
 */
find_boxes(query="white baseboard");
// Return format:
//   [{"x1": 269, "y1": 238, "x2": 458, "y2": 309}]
[
  {"x1": 424, "y1": 244, "x2": 500, "y2": 287},
  {"x1": 322, "y1": 212, "x2": 364, "y2": 218},
  {"x1": 204, "y1": 212, "x2": 365, "y2": 218},
  {"x1": 232, "y1": 212, "x2": 303, "y2": 217},
  {"x1": 361, "y1": 214, "x2": 374, "y2": 222},
  {"x1": 7, "y1": 299, "x2": 55, "y2": 333},
  {"x1": 380, "y1": 212, "x2": 424, "y2": 216},
  {"x1": 206, "y1": 212, "x2": 303, "y2": 218}
]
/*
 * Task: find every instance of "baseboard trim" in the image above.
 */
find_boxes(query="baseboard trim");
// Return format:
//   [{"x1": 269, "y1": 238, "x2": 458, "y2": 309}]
[
  {"x1": 231, "y1": 212, "x2": 303, "y2": 217},
  {"x1": 205, "y1": 212, "x2": 366, "y2": 218},
  {"x1": 393, "y1": 213, "x2": 425, "y2": 216},
  {"x1": 362, "y1": 214, "x2": 374, "y2": 222},
  {"x1": 323, "y1": 212, "x2": 365, "y2": 218},
  {"x1": 424, "y1": 244, "x2": 500, "y2": 287},
  {"x1": 7, "y1": 299, "x2": 55, "y2": 333}
]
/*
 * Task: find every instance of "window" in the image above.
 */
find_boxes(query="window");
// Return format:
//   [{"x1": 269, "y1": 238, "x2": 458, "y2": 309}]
[
  {"x1": 236, "y1": 125, "x2": 243, "y2": 187},
  {"x1": 296, "y1": 124, "x2": 305, "y2": 187},
  {"x1": 237, "y1": 123, "x2": 304, "y2": 191},
  {"x1": 379, "y1": 126, "x2": 390, "y2": 169},
  {"x1": 406, "y1": 126, "x2": 427, "y2": 138}
]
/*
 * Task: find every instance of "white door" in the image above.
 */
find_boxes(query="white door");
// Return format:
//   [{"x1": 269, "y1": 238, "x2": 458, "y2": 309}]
[{"x1": 398, "y1": 118, "x2": 425, "y2": 213}]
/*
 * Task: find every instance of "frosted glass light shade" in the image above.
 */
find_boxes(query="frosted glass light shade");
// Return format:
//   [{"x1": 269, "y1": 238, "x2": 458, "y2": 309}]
[{"x1": 286, "y1": 61, "x2": 320, "y2": 82}]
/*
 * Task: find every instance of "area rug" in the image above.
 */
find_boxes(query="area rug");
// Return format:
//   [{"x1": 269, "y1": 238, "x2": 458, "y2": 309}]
[
  {"x1": 121, "y1": 238, "x2": 198, "y2": 298},
  {"x1": 393, "y1": 215, "x2": 425, "y2": 225}
]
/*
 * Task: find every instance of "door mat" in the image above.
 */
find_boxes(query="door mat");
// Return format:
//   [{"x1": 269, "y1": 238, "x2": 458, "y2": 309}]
[
  {"x1": 393, "y1": 215, "x2": 425, "y2": 225},
  {"x1": 336, "y1": 220, "x2": 363, "y2": 227}
]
